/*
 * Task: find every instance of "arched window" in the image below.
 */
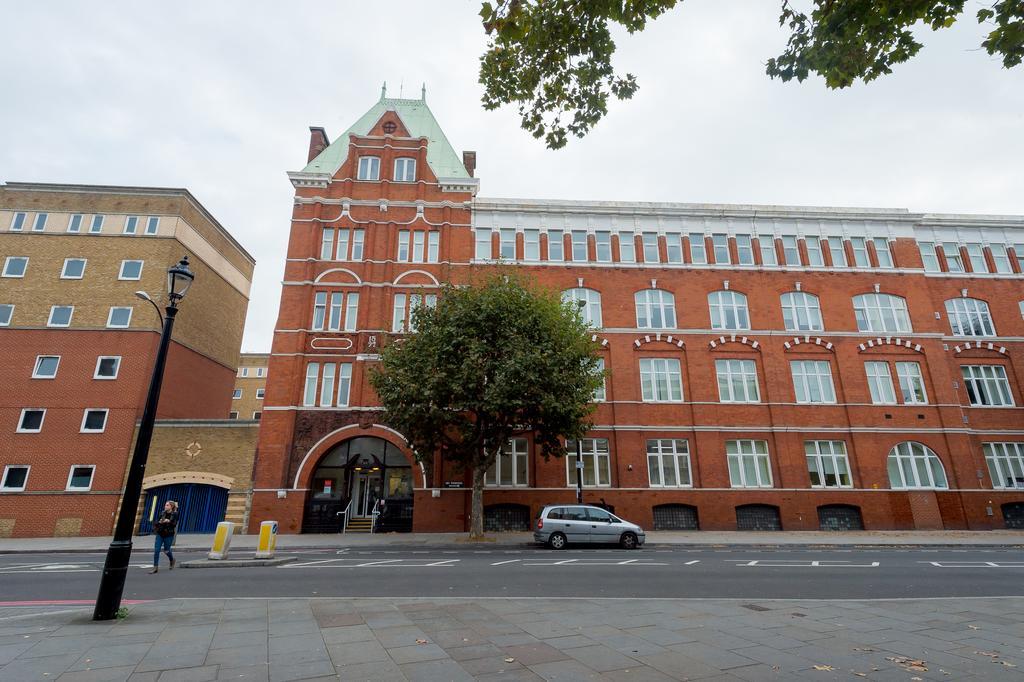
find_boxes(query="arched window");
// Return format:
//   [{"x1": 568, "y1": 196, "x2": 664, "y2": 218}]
[
  {"x1": 634, "y1": 289, "x2": 676, "y2": 329},
  {"x1": 852, "y1": 293, "x2": 912, "y2": 333},
  {"x1": 945, "y1": 297, "x2": 996, "y2": 337},
  {"x1": 562, "y1": 288, "x2": 603, "y2": 327},
  {"x1": 887, "y1": 442, "x2": 948, "y2": 489},
  {"x1": 709, "y1": 290, "x2": 749, "y2": 330},
  {"x1": 780, "y1": 292, "x2": 823, "y2": 332}
]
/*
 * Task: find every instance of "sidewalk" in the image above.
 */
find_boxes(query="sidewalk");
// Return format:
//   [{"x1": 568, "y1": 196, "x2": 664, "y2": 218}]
[
  {"x1": 2, "y1": 596, "x2": 1023, "y2": 681},
  {"x1": 1, "y1": 529, "x2": 1023, "y2": 554}
]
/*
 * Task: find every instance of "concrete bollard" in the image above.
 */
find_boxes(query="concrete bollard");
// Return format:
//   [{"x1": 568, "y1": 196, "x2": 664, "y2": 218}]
[
  {"x1": 255, "y1": 520, "x2": 278, "y2": 559},
  {"x1": 208, "y1": 521, "x2": 235, "y2": 560}
]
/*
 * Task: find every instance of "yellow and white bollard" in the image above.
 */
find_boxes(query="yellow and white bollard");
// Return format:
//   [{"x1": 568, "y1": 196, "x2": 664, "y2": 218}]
[
  {"x1": 208, "y1": 521, "x2": 235, "y2": 560},
  {"x1": 255, "y1": 520, "x2": 278, "y2": 559}
]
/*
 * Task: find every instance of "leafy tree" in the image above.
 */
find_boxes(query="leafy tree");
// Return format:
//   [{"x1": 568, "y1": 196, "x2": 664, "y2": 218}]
[
  {"x1": 369, "y1": 273, "x2": 604, "y2": 539},
  {"x1": 479, "y1": 0, "x2": 1023, "y2": 149}
]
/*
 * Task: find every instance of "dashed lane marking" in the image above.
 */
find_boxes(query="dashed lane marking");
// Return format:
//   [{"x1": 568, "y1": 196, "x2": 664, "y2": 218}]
[
  {"x1": 922, "y1": 561, "x2": 1024, "y2": 568},
  {"x1": 729, "y1": 560, "x2": 880, "y2": 568}
]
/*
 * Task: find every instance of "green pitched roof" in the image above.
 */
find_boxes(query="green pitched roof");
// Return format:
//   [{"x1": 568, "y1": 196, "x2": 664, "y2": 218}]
[{"x1": 302, "y1": 92, "x2": 469, "y2": 179}]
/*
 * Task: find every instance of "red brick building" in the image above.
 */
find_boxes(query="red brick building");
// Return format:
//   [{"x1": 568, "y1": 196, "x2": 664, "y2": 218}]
[{"x1": 251, "y1": 90, "x2": 1024, "y2": 534}]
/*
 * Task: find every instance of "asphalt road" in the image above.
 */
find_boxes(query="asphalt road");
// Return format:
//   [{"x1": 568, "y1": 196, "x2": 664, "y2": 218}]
[{"x1": 2, "y1": 546, "x2": 1023, "y2": 603}]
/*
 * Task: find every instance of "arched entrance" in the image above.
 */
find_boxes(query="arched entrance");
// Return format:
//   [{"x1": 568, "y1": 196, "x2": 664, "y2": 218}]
[
  {"x1": 302, "y1": 436, "x2": 414, "y2": 533},
  {"x1": 139, "y1": 483, "x2": 228, "y2": 534}
]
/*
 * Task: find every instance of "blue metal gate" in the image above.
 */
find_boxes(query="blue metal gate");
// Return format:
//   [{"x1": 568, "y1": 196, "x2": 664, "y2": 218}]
[{"x1": 139, "y1": 483, "x2": 228, "y2": 535}]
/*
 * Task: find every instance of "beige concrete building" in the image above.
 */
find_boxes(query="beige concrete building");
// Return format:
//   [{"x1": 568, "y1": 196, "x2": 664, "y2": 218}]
[{"x1": 232, "y1": 353, "x2": 269, "y2": 421}]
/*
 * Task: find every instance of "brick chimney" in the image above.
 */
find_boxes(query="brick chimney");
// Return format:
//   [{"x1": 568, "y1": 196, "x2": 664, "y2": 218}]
[
  {"x1": 307, "y1": 127, "x2": 330, "y2": 163},
  {"x1": 462, "y1": 151, "x2": 477, "y2": 177}
]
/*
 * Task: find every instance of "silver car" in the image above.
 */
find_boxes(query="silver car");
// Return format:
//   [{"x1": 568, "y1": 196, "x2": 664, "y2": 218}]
[{"x1": 534, "y1": 504, "x2": 645, "y2": 549}]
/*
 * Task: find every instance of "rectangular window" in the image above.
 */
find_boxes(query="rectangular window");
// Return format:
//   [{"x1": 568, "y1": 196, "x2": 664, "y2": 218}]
[
  {"x1": 3, "y1": 256, "x2": 28, "y2": 278},
  {"x1": 642, "y1": 233, "x2": 660, "y2": 263},
  {"x1": 408, "y1": 294, "x2": 436, "y2": 333},
  {"x1": 328, "y1": 292, "x2": 343, "y2": 331},
  {"x1": 565, "y1": 438, "x2": 610, "y2": 486},
  {"x1": 593, "y1": 357, "x2": 606, "y2": 401},
  {"x1": 760, "y1": 237, "x2": 778, "y2": 266},
  {"x1": 991, "y1": 244, "x2": 1012, "y2": 274},
  {"x1": 665, "y1": 234, "x2": 683, "y2": 263},
  {"x1": 320, "y1": 363, "x2": 336, "y2": 407},
  {"x1": 119, "y1": 260, "x2": 143, "y2": 280},
  {"x1": 961, "y1": 365, "x2": 1014, "y2": 407},
  {"x1": 791, "y1": 360, "x2": 837, "y2": 404},
  {"x1": 984, "y1": 442, "x2": 1024, "y2": 489},
  {"x1": 805, "y1": 237, "x2": 824, "y2": 266},
  {"x1": 32, "y1": 355, "x2": 60, "y2": 379},
  {"x1": 67, "y1": 214, "x2": 83, "y2": 233},
  {"x1": 524, "y1": 229, "x2": 540, "y2": 261},
  {"x1": 80, "y1": 409, "x2": 108, "y2": 433},
  {"x1": 736, "y1": 235, "x2": 754, "y2": 265},
  {"x1": 427, "y1": 231, "x2": 439, "y2": 263},
  {"x1": 66, "y1": 465, "x2": 95, "y2": 491},
  {"x1": 253, "y1": 412, "x2": 261, "y2": 421},
  {"x1": 393, "y1": 157, "x2": 416, "y2": 182},
  {"x1": 571, "y1": 230, "x2": 588, "y2": 262},
  {"x1": 94, "y1": 356, "x2": 120, "y2": 379},
  {"x1": 240, "y1": 367, "x2": 250, "y2": 377},
  {"x1": 412, "y1": 231, "x2": 425, "y2": 263},
  {"x1": 827, "y1": 237, "x2": 847, "y2": 266},
  {"x1": 145, "y1": 217, "x2": 160, "y2": 235},
  {"x1": 336, "y1": 229, "x2": 350, "y2": 261},
  {"x1": 256, "y1": 368, "x2": 266, "y2": 377},
  {"x1": 256, "y1": 388, "x2": 265, "y2": 399},
  {"x1": 344, "y1": 292, "x2": 359, "y2": 331},
  {"x1": 918, "y1": 241, "x2": 940, "y2": 272},
  {"x1": 61, "y1": 258, "x2": 86, "y2": 279},
  {"x1": 688, "y1": 234, "x2": 706, "y2": 264},
  {"x1": 0, "y1": 304, "x2": 12, "y2": 326},
  {"x1": 500, "y1": 229, "x2": 516, "y2": 259},
  {"x1": 547, "y1": 230, "x2": 564, "y2": 261},
  {"x1": 895, "y1": 361, "x2": 927, "y2": 404},
  {"x1": 475, "y1": 229, "x2": 492, "y2": 260},
  {"x1": 89, "y1": 215, "x2": 104, "y2": 233},
  {"x1": 312, "y1": 292, "x2": 327, "y2": 330},
  {"x1": 726, "y1": 440, "x2": 772, "y2": 488},
  {"x1": 647, "y1": 439, "x2": 691, "y2": 487},
  {"x1": 639, "y1": 358, "x2": 683, "y2": 402},
  {"x1": 357, "y1": 156, "x2": 380, "y2": 180},
  {"x1": 123, "y1": 216, "x2": 138, "y2": 235},
  {"x1": 106, "y1": 307, "x2": 133, "y2": 328},
  {"x1": 965, "y1": 243, "x2": 988, "y2": 273},
  {"x1": 1015, "y1": 244, "x2": 1024, "y2": 272},
  {"x1": 486, "y1": 438, "x2": 528, "y2": 487},
  {"x1": 350, "y1": 229, "x2": 364, "y2": 260},
  {"x1": 229, "y1": 411, "x2": 239, "y2": 419},
  {"x1": 874, "y1": 238, "x2": 894, "y2": 268},
  {"x1": 594, "y1": 231, "x2": 611, "y2": 262},
  {"x1": 850, "y1": 237, "x2": 870, "y2": 267},
  {"x1": 337, "y1": 363, "x2": 353, "y2": 407},
  {"x1": 942, "y1": 242, "x2": 963, "y2": 272},
  {"x1": 33, "y1": 213, "x2": 48, "y2": 231},
  {"x1": 781, "y1": 235, "x2": 800, "y2": 265},
  {"x1": 47, "y1": 305, "x2": 74, "y2": 327},
  {"x1": 232, "y1": 388, "x2": 242, "y2": 399},
  {"x1": 303, "y1": 363, "x2": 319, "y2": 407},
  {"x1": 805, "y1": 441, "x2": 851, "y2": 488},
  {"x1": 9, "y1": 212, "x2": 26, "y2": 231},
  {"x1": 393, "y1": 293, "x2": 407, "y2": 332},
  {"x1": 397, "y1": 230, "x2": 410, "y2": 261},
  {"x1": 716, "y1": 359, "x2": 760, "y2": 403},
  {"x1": 1, "y1": 465, "x2": 29, "y2": 491},
  {"x1": 865, "y1": 361, "x2": 897, "y2": 404},
  {"x1": 321, "y1": 228, "x2": 335, "y2": 260},
  {"x1": 18, "y1": 409, "x2": 45, "y2": 433},
  {"x1": 618, "y1": 232, "x2": 635, "y2": 263},
  {"x1": 712, "y1": 234, "x2": 730, "y2": 264}
]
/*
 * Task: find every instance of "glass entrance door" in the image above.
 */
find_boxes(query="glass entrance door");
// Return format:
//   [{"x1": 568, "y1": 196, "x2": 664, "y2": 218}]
[{"x1": 352, "y1": 473, "x2": 381, "y2": 518}]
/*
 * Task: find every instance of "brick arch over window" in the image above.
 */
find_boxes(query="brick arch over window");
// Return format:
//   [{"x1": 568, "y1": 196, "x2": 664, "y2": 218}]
[
  {"x1": 634, "y1": 333, "x2": 684, "y2": 350},
  {"x1": 292, "y1": 424, "x2": 423, "y2": 490},
  {"x1": 314, "y1": 268, "x2": 362, "y2": 285},
  {"x1": 782, "y1": 336, "x2": 834, "y2": 352},
  {"x1": 708, "y1": 334, "x2": 760, "y2": 351},
  {"x1": 949, "y1": 341, "x2": 1008, "y2": 356},
  {"x1": 393, "y1": 270, "x2": 440, "y2": 286},
  {"x1": 857, "y1": 337, "x2": 924, "y2": 354}
]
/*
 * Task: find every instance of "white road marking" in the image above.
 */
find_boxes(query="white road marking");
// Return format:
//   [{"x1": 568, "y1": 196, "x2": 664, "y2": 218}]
[
  {"x1": 425, "y1": 560, "x2": 460, "y2": 566},
  {"x1": 618, "y1": 559, "x2": 638, "y2": 565},
  {"x1": 730, "y1": 560, "x2": 880, "y2": 567},
  {"x1": 923, "y1": 561, "x2": 1024, "y2": 568},
  {"x1": 354, "y1": 560, "x2": 404, "y2": 567},
  {"x1": 684, "y1": 560, "x2": 700, "y2": 565},
  {"x1": 491, "y1": 559, "x2": 521, "y2": 566}
]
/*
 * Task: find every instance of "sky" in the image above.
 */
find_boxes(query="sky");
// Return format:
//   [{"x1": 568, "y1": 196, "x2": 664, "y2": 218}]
[{"x1": 2, "y1": 1, "x2": 1022, "y2": 353}]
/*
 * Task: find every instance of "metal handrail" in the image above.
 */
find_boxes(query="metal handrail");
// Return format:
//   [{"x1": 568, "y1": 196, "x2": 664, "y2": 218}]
[
  {"x1": 339, "y1": 499, "x2": 353, "y2": 534},
  {"x1": 370, "y1": 498, "x2": 382, "y2": 534}
]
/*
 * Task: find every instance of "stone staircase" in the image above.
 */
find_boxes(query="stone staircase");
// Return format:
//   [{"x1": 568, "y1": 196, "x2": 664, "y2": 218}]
[{"x1": 345, "y1": 517, "x2": 373, "y2": 533}]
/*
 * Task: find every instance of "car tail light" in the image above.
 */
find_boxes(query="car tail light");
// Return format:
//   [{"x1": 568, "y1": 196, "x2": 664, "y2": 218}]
[{"x1": 537, "y1": 518, "x2": 544, "y2": 530}]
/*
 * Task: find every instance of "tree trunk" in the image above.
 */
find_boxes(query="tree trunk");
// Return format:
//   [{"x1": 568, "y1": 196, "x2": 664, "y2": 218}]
[{"x1": 469, "y1": 462, "x2": 486, "y2": 540}]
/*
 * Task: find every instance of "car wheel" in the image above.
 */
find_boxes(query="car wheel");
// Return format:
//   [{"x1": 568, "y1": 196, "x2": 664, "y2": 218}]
[
  {"x1": 548, "y1": 532, "x2": 567, "y2": 550},
  {"x1": 620, "y1": 532, "x2": 638, "y2": 550}
]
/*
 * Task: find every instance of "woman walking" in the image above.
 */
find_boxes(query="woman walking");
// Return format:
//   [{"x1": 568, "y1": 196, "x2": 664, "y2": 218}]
[{"x1": 149, "y1": 500, "x2": 178, "y2": 573}]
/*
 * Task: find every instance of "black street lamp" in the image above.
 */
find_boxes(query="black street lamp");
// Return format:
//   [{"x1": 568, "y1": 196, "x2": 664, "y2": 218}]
[{"x1": 94, "y1": 256, "x2": 194, "y2": 621}]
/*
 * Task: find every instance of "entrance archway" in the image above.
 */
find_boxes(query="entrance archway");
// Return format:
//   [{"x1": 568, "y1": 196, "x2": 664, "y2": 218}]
[
  {"x1": 302, "y1": 436, "x2": 414, "y2": 533},
  {"x1": 139, "y1": 483, "x2": 228, "y2": 534}
]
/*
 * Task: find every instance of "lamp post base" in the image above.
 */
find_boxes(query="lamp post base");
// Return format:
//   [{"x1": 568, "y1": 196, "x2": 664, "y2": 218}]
[{"x1": 93, "y1": 540, "x2": 134, "y2": 620}]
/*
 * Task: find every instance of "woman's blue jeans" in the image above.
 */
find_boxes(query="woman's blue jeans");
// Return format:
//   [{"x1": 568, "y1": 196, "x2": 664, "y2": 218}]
[{"x1": 153, "y1": 534, "x2": 174, "y2": 567}]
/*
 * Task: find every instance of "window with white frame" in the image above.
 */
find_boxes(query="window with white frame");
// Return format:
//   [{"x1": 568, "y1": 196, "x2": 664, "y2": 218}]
[
  {"x1": 337, "y1": 363, "x2": 353, "y2": 406},
  {"x1": 427, "y1": 232, "x2": 439, "y2": 262},
  {"x1": 499, "y1": 228, "x2": 516, "y2": 259},
  {"x1": 486, "y1": 438, "x2": 528, "y2": 486},
  {"x1": 864, "y1": 361, "x2": 897, "y2": 404},
  {"x1": 618, "y1": 232, "x2": 635, "y2": 262},
  {"x1": 780, "y1": 291, "x2": 823, "y2": 331},
  {"x1": 252, "y1": 411, "x2": 261, "y2": 421},
  {"x1": 760, "y1": 236, "x2": 778, "y2": 265},
  {"x1": 961, "y1": 365, "x2": 1014, "y2": 406},
  {"x1": 642, "y1": 232, "x2": 660, "y2": 263},
  {"x1": 827, "y1": 237, "x2": 847, "y2": 266},
  {"x1": 708, "y1": 290, "x2": 749, "y2": 330},
  {"x1": 852, "y1": 293, "x2": 912, "y2": 333},
  {"x1": 546, "y1": 229, "x2": 563, "y2": 261},
  {"x1": 350, "y1": 229, "x2": 364, "y2": 260},
  {"x1": 81, "y1": 409, "x2": 108, "y2": 433},
  {"x1": 61, "y1": 258, "x2": 86, "y2": 279},
  {"x1": 647, "y1": 439, "x2": 691, "y2": 487},
  {"x1": 412, "y1": 231, "x2": 425, "y2": 262},
  {"x1": 232, "y1": 388, "x2": 242, "y2": 399},
  {"x1": 639, "y1": 358, "x2": 683, "y2": 402},
  {"x1": 18, "y1": 409, "x2": 44, "y2": 432},
  {"x1": 9, "y1": 212, "x2": 26, "y2": 231},
  {"x1": 806, "y1": 440, "x2": 852, "y2": 487},
  {"x1": 635, "y1": 289, "x2": 676, "y2": 329},
  {"x1": 594, "y1": 231, "x2": 611, "y2": 262},
  {"x1": 851, "y1": 237, "x2": 870, "y2": 267},
  {"x1": 781, "y1": 235, "x2": 800, "y2": 265},
  {"x1": 571, "y1": 230, "x2": 588, "y2": 262},
  {"x1": 119, "y1": 260, "x2": 143, "y2": 280},
  {"x1": 666, "y1": 234, "x2": 683, "y2": 263},
  {"x1": 312, "y1": 292, "x2": 327, "y2": 330},
  {"x1": 32, "y1": 355, "x2": 60, "y2": 379},
  {"x1": 3, "y1": 256, "x2": 28, "y2": 278},
  {"x1": 256, "y1": 388, "x2": 265, "y2": 399},
  {"x1": 321, "y1": 228, "x2": 335, "y2": 259},
  {"x1": 475, "y1": 229, "x2": 492, "y2": 260},
  {"x1": 145, "y1": 216, "x2": 159, "y2": 235},
  {"x1": 256, "y1": 368, "x2": 266, "y2": 377},
  {"x1": 240, "y1": 367, "x2": 249, "y2": 377},
  {"x1": 736, "y1": 235, "x2": 754, "y2": 265},
  {"x1": 945, "y1": 298, "x2": 995, "y2": 337},
  {"x1": 715, "y1": 359, "x2": 760, "y2": 403},
  {"x1": 965, "y1": 243, "x2": 988, "y2": 273},
  {"x1": 33, "y1": 213, "x2": 48, "y2": 231},
  {"x1": 942, "y1": 242, "x2": 963, "y2": 272},
  {"x1": 107, "y1": 307, "x2": 132, "y2": 328},
  {"x1": 593, "y1": 358, "x2": 606, "y2": 401},
  {"x1": 873, "y1": 238, "x2": 894, "y2": 268},
  {"x1": 888, "y1": 442, "x2": 948, "y2": 489},
  {"x1": 727, "y1": 440, "x2": 772, "y2": 488},
  {"x1": 320, "y1": 363, "x2": 335, "y2": 406},
  {"x1": 791, "y1": 360, "x2": 836, "y2": 403},
  {"x1": 327, "y1": 293, "x2": 341, "y2": 331},
  {"x1": 895, "y1": 362, "x2": 927, "y2": 404},
  {"x1": 712, "y1": 234, "x2": 730, "y2": 264},
  {"x1": 89, "y1": 215, "x2": 104, "y2": 233},
  {"x1": 565, "y1": 438, "x2": 610, "y2": 486},
  {"x1": 1, "y1": 465, "x2": 29, "y2": 491},
  {"x1": 328, "y1": 228, "x2": 347, "y2": 260},
  {"x1": 123, "y1": 216, "x2": 138, "y2": 234},
  {"x1": 562, "y1": 288, "x2": 602, "y2": 327},
  {"x1": 66, "y1": 465, "x2": 95, "y2": 491},
  {"x1": 918, "y1": 241, "x2": 940, "y2": 272},
  {"x1": 394, "y1": 157, "x2": 416, "y2": 182},
  {"x1": 357, "y1": 156, "x2": 380, "y2": 180},
  {"x1": 47, "y1": 305, "x2": 74, "y2": 327},
  {"x1": 984, "y1": 442, "x2": 1024, "y2": 489},
  {"x1": 392, "y1": 292, "x2": 437, "y2": 332},
  {"x1": 688, "y1": 234, "x2": 706, "y2": 264},
  {"x1": 990, "y1": 244, "x2": 1012, "y2": 273},
  {"x1": 1015, "y1": 243, "x2": 1024, "y2": 272},
  {"x1": 344, "y1": 292, "x2": 359, "y2": 331},
  {"x1": 0, "y1": 304, "x2": 11, "y2": 326},
  {"x1": 67, "y1": 214, "x2": 83, "y2": 233},
  {"x1": 94, "y1": 356, "x2": 120, "y2": 379},
  {"x1": 229, "y1": 411, "x2": 239, "y2": 419},
  {"x1": 524, "y1": 229, "x2": 540, "y2": 261},
  {"x1": 303, "y1": 362, "x2": 319, "y2": 406}
]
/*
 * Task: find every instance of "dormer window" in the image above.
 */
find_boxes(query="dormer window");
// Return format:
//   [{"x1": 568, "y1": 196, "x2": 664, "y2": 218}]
[
  {"x1": 357, "y1": 156, "x2": 380, "y2": 181},
  {"x1": 394, "y1": 158, "x2": 416, "y2": 182}
]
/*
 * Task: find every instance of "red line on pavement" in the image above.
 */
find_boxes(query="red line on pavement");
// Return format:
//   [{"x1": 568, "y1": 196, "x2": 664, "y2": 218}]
[{"x1": 0, "y1": 600, "x2": 150, "y2": 606}]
